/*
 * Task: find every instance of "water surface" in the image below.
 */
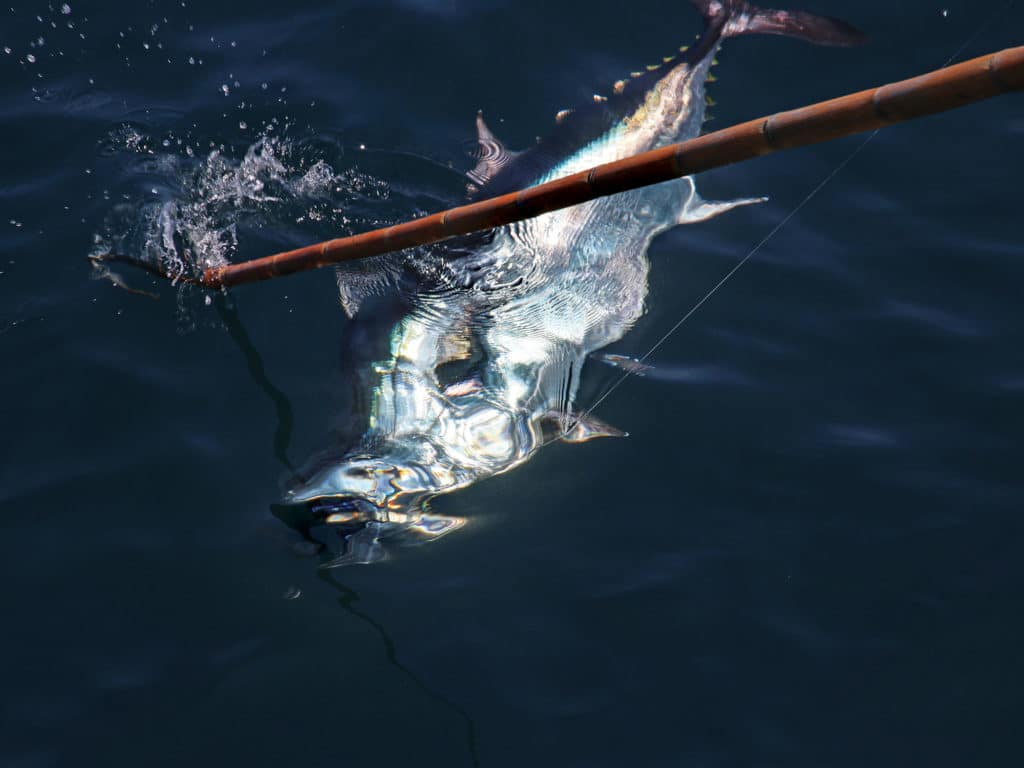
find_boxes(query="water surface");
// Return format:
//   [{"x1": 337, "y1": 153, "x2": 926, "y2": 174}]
[{"x1": 2, "y1": 1, "x2": 1022, "y2": 765}]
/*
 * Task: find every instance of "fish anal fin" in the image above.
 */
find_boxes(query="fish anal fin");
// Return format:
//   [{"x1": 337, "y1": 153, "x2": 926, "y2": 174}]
[{"x1": 679, "y1": 191, "x2": 766, "y2": 226}]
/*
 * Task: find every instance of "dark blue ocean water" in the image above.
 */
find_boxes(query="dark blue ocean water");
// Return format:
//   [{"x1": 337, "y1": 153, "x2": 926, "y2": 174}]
[{"x1": 2, "y1": 1, "x2": 1023, "y2": 766}]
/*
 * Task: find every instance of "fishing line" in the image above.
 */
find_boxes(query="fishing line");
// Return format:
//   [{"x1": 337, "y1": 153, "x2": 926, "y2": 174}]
[{"x1": 578, "y1": 0, "x2": 1016, "y2": 426}]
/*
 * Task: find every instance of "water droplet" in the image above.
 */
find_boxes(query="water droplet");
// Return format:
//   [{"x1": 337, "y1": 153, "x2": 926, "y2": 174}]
[
  {"x1": 260, "y1": 82, "x2": 267, "y2": 90},
  {"x1": 151, "y1": 188, "x2": 158, "y2": 195},
  {"x1": 188, "y1": 56, "x2": 194, "y2": 65},
  {"x1": 204, "y1": 295, "x2": 212, "y2": 306},
  {"x1": 941, "y1": 8, "x2": 949, "y2": 17},
  {"x1": 220, "y1": 83, "x2": 229, "y2": 95},
  {"x1": 239, "y1": 120, "x2": 247, "y2": 130},
  {"x1": 142, "y1": 42, "x2": 149, "y2": 50},
  {"x1": 61, "y1": 3, "x2": 72, "y2": 14},
  {"x1": 359, "y1": 143, "x2": 366, "y2": 150},
  {"x1": 230, "y1": 40, "x2": 236, "y2": 47},
  {"x1": 3, "y1": 47, "x2": 10, "y2": 55},
  {"x1": 25, "y1": 53, "x2": 35, "y2": 63}
]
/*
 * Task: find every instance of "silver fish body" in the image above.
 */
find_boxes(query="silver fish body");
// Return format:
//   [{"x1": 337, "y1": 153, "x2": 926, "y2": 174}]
[{"x1": 284, "y1": 0, "x2": 864, "y2": 565}]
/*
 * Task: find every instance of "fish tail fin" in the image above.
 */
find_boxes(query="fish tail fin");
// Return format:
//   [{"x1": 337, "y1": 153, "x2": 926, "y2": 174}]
[{"x1": 690, "y1": 0, "x2": 866, "y2": 47}]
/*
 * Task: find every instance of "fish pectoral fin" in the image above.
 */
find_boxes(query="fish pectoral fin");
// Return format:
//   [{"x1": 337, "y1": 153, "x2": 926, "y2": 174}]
[
  {"x1": 592, "y1": 352, "x2": 653, "y2": 376},
  {"x1": 466, "y1": 111, "x2": 519, "y2": 188},
  {"x1": 544, "y1": 410, "x2": 629, "y2": 443}
]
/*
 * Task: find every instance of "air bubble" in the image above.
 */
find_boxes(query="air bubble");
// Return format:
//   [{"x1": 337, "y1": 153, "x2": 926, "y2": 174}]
[
  {"x1": 220, "y1": 83, "x2": 229, "y2": 95},
  {"x1": 26, "y1": 53, "x2": 36, "y2": 63},
  {"x1": 62, "y1": 4, "x2": 72, "y2": 14}
]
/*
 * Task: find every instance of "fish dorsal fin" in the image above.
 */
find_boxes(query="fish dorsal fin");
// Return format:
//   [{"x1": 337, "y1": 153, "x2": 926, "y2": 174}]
[
  {"x1": 466, "y1": 111, "x2": 518, "y2": 188},
  {"x1": 334, "y1": 255, "x2": 402, "y2": 318},
  {"x1": 543, "y1": 410, "x2": 628, "y2": 443}
]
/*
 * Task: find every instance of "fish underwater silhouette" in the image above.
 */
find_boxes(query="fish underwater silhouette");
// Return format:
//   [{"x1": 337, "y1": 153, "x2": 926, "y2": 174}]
[{"x1": 281, "y1": 0, "x2": 866, "y2": 565}]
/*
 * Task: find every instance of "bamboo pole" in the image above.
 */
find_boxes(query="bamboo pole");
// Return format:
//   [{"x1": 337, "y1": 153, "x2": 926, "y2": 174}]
[{"x1": 197, "y1": 46, "x2": 1024, "y2": 289}]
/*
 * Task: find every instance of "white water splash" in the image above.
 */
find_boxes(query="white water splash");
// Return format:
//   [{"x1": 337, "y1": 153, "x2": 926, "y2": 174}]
[{"x1": 93, "y1": 128, "x2": 391, "y2": 282}]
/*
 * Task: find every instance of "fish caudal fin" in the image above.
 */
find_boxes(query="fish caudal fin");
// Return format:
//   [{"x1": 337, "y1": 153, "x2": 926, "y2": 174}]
[{"x1": 691, "y1": 0, "x2": 866, "y2": 47}]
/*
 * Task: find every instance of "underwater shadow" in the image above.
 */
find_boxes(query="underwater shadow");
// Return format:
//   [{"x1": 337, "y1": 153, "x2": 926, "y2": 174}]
[{"x1": 217, "y1": 293, "x2": 481, "y2": 767}]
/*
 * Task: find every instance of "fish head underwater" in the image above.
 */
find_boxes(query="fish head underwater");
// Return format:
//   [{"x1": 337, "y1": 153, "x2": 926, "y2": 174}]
[{"x1": 281, "y1": 0, "x2": 865, "y2": 566}]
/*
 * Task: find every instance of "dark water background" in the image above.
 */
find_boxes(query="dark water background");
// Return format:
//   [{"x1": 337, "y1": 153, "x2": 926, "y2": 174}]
[{"x1": 2, "y1": 1, "x2": 1023, "y2": 765}]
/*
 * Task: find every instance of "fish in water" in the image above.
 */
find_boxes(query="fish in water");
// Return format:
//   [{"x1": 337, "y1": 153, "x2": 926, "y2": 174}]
[{"x1": 282, "y1": 0, "x2": 865, "y2": 565}]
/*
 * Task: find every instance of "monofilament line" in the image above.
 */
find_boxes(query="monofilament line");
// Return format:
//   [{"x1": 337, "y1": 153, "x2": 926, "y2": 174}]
[
  {"x1": 581, "y1": 130, "x2": 877, "y2": 418},
  {"x1": 579, "y1": 0, "x2": 1016, "y2": 426}
]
